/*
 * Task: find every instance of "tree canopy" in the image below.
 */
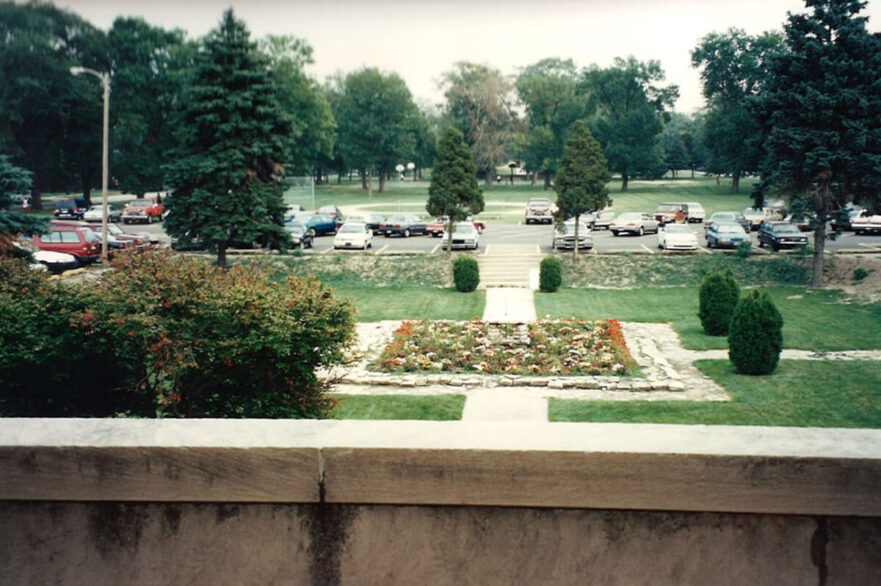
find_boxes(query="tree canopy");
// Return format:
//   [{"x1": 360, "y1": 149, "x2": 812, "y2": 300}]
[
  {"x1": 578, "y1": 57, "x2": 678, "y2": 191},
  {"x1": 755, "y1": 0, "x2": 881, "y2": 286},
  {"x1": 163, "y1": 9, "x2": 291, "y2": 267},
  {"x1": 442, "y1": 62, "x2": 516, "y2": 189}
]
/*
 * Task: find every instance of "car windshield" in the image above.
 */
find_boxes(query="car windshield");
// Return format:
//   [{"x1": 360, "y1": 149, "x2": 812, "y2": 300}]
[
  {"x1": 773, "y1": 224, "x2": 800, "y2": 234},
  {"x1": 105, "y1": 224, "x2": 122, "y2": 235},
  {"x1": 128, "y1": 201, "x2": 152, "y2": 207},
  {"x1": 665, "y1": 225, "x2": 691, "y2": 234},
  {"x1": 560, "y1": 220, "x2": 589, "y2": 232},
  {"x1": 528, "y1": 199, "x2": 550, "y2": 206},
  {"x1": 386, "y1": 216, "x2": 407, "y2": 223},
  {"x1": 451, "y1": 223, "x2": 477, "y2": 234},
  {"x1": 616, "y1": 213, "x2": 641, "y2": 221},
  {"x1": 657, "y1": 204, "x2": 679, "y2": 212},
  {"x1": 339, "y1": 224, "x2": 364, "y2": 234},
  {"x1": 285, "y1": 223, "x2": 306, "y2": 235},
  {"x1": 717, "y1": 223, "x2": 745, "y2": 235},
  {"x1": 347, "y1": 215, "x2": 366, "y2": 223}
]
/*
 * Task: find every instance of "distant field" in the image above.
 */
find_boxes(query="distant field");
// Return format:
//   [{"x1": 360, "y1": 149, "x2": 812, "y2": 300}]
[{"x1": 288, "y1": 175, "x2": 762, "y2": 222}]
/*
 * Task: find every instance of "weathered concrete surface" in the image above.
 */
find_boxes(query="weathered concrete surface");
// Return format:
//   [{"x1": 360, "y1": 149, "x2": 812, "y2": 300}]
[{"x1": 2, "y1": 502, "x2": 879, "y2": 586}]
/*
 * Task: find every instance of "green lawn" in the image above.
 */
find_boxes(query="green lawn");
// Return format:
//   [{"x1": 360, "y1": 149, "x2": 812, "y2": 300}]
[
  {"x1": 334, "y1": 285, "x2": 485, "y2": 321},
  {"x1": 535, "y1": 286, "x2": 881, "y2": 351},
  {"x1": 328, "y1": 394, "x2": 465, "y2": 420},
  {"x1": 549, "y1": 359, "x2": 881, "y2": 428},
  {"x1": 288, "y1": 175, "x2": 761, "y2": 222}
]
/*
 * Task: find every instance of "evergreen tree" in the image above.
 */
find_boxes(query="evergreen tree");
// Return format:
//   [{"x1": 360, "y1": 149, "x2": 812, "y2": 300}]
[
  {"x1": 755, "y1": 0, "x2": 881, "y2": 286},
  {"x1": 427, "y1": 127, "x2": 484, "y2": 255},
  {"x1": 0, "y1": 155, "x2": 46, "y2": 254},
  {"x1": 553, "y1": 121, "x2": 611, "y2": 258},
  {"x1": 164, "y1": 10, "x2": 291, "y2": 267}
]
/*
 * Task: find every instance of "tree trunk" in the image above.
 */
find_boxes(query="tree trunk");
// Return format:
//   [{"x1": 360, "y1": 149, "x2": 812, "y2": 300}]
[
  {"x1": 543, "y1": 172, "x2": 552, "y2": 190},
  {"x1": 730, "y1": 170, "x2": 741, "y2": 194},
  {"x1": 484, "y1": 168, "x2": 493, "y2": 190},
  {"x1": 217, "y1": 243, "x2": 227, "y2": 269},
  {"x1": 360, "y1": 169, "x2": 367, "y2": 190},
  {"x1": 367, "y1": 168, "x2": 373, "y2": 198},
  {"x1": 621, "y1": 170, "x2": 629, "y2": 192},
  {"x1": 531, "y1": 172, "x2": 537, "y2": 186},
  {"x1": 691, "y1": 165, "x2": 695, "y2": 179},
  {"x1": 379, "y1": 168, "x2": 386, "y2": 193},
  {"x1": 812, "y1": 216, "x2": 826, "y2": 287},
  {"x1": 445, "y1": 217, "x2": 454, "y2": 256},
  {"x1": 31, "y1": 172, "x2": 43, "y2": 211}
]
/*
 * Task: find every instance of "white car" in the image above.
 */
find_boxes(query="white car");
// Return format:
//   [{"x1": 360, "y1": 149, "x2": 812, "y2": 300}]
[
  {"x1": 441, "y1": 222, "x2": 480, "y2": 250},
  {"x1": 83, "y1": 205, "x2": 122, "y2": 223},
  {"x1": 657, "y1": 224, "x2": 698, "y2": 251},
  {"x1": 553, "y1": 219, "x2": 593, "y2": 250},
  {"x1": 682, "y1": 202, "x2": 706, "y2": 223},
  {"x1": 610, "y1": 213, "x2": 660, "y2": 236},
  {"x1": 333, "y1": 222, "x2": 372, "y2": 250}
]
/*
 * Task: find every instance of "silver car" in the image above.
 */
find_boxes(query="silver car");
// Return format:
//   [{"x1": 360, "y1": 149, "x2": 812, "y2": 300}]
[
  {"x1": 610, "y1": 213, "x2": 659, "y2": 236},
  {"x1": 553, "y1": 219, "x2": 593, "y2": 250}
]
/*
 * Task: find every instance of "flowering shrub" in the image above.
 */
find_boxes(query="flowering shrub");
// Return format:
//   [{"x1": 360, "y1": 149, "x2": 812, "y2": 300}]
[
  {"x1": 0, "y1": 251, "x2": 356, "y2": 418},
  {"x1": 372, "y1": 318, "x2": 636, "y2": 376}
]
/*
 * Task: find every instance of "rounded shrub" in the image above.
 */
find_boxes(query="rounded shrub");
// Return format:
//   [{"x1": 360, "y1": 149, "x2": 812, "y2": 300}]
[
  {"x1": 728, "y1": 289, "x2": 784, "y2": 375},
  {"x1": 539, "y1": 256, "x2": 562, "y2": 292},
  {"x1": 698, "y1": 270, "x2": 740, "y2": 336},
  {"x1": 453, "y1": 255, "x2": 480, "y2": 292}
]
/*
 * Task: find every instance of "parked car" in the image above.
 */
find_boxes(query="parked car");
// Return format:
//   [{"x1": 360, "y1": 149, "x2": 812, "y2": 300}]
[
  {"x1": 610, "y1": 213, "x2": 659, "y2": 236},
  {"x1": 743, "y1": 207, "x2": 784, "y2": 231},
  {"x1": 653, "y1": 202, "x2": 687, "y2": 225},
  {"x1": 14, "y1": 239, "x2": 78, "y2": 273},
  {"x1": 284, "y1": 204, "x2": 305, "y2": 221},
  {"x1": 53, "y1": 198, "x2": 87, "y2": 220},
  {"x1": 83, "y1": 205, "x2": 122, "y2": 223},
  {"x1": 784, "y1": 212, "x2": 816, "y2": 232},
  {"x1": 848, "y1": 210, "x2": 881, "y2": 235},
  {"x1": 830, "y1": 204, "x2": 864, "y2": 231},
  {"x1": 290, "y1": 212, "x2": 337, "y2": 236},
  {"x1": 682, "y1": 202, "x2": 706, "y2": 223},
  {"x1": 318, "y1": 204, "x2": 344, "y2": 223},
  {"x1": 100, "y1": 222, "x2": 159, "y2": 249},
  {"x1": 32, "y1": 224, "x2": 101, "y2": 265},
  {"x1": 706, "y1": 211, "x2": 750, "y2": 234},
  {"x1": 705, "y1": 222, "x2": 749, "y2": 249},
  {"x1": 758, "y1": 221, "x2": 809, "y2": 250},
  {"x1": 381, "y1": 215, "x2": 428, "y2": 237},
  {"x1": 345, "y1": 213, "x2": 385, "y2": 234},
  {"x1": 285, "y1": 221, "x2": 314, "y2": 249},
  {"x1": 763, "y1": 197, "x2": 788, "y2": 217},
  {"x1": 584, "y1": 209, "x2": 615, "y2": 230},
  {"x1": 427, "y1": 217, "x2": 447, "y2": 237},
  {"x1": 333, "y1": 222, "x2": 373, "y2": 250},
  {"x1": 122, "y1": 199, "x2": 163, "y2": 224},
  {"x1": 552, "y1": 219, "x2": 593, "y2": 250},
  {"x1": 441, "y1": 222, "x2": 480, "y2": 250},
  {"x1": 657, "y1": 224, "x2": 698, "y2": 251},
  {"x1": 525, "y1": 197, "x2": 553, "y2": 224}
]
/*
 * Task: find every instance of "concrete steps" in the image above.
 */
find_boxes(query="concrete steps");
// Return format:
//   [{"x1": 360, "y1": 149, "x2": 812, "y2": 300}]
[{"x1": 479, "y1": 244, "x2": 544, "y2": 288}]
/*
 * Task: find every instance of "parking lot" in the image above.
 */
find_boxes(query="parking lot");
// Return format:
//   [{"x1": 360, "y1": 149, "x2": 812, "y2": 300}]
[{"x1": 130, "y1": 218, "x2": 881, "y2": 256}]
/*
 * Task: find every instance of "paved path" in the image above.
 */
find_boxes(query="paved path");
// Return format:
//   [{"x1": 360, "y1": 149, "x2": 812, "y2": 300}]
[{"x1": 481, "y1": 288, "x2": 537, "y2": 323}]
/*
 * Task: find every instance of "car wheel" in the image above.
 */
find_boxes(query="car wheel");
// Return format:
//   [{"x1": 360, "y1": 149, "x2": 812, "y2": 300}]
[
  {"x1": 638, "y1": 226, "x2": 644, "y2": 236},
  {"x1": 658, "y1": 241, "x2": 664, "y2": 250},
  {"x1": 404, "y1": 228, "x2": 410, "y2": 238},
  {"x1": 611, "y1": 230, "x2": 618, "y2": 236},
  {"x1": 772, "y1": 242, "x2": 780, "y2": 251},
  {"x1": 307, "y1": 228, "x2": 316, "y2": 238}
]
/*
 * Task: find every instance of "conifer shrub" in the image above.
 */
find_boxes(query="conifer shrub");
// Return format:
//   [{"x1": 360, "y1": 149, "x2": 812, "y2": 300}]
[
  {"x1": 453, "y1": 255, "x2": 480, "y2": 292},
  {"x1": 728, "y1": 289, "x2": 784, "y2": 375},
  {"x1": 698, "y1": 270, "x2": 740, "y2": 336},
  {"x1": 540, "y1": 256, "x2": 562, "y2": 292}
]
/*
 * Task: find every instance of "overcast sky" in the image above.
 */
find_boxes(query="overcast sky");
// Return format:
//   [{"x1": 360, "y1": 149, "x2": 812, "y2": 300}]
[{"x1": 60, "y1": 0, "x2": 881, "y2": 113}]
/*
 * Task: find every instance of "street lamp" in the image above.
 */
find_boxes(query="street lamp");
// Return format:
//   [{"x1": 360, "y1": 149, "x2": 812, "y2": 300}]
[
  {"x1": 508, "y1": 161, "x2": 517, "y2": 185},
  {"x1": 70, "y1": 66, "x2": 110, "y2": 262}
]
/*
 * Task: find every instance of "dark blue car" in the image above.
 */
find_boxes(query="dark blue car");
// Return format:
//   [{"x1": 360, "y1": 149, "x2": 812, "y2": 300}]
[{"x1": 288, "y1": 212, "x2": 337, "y2": 236}]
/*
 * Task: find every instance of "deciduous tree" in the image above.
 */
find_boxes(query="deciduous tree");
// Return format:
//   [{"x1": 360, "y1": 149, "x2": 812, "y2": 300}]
[
  {"x1": 578, "y1": 57, "x2": 678, "y2": 191},
  {"x1": 442, "y1": 62, "x2": 516, "y2": 189}
]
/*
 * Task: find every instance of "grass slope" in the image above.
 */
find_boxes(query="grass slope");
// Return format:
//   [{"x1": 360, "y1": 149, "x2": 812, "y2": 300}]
[{"x1": 329, "y1": 394, "x2": 465, "y2": 420}]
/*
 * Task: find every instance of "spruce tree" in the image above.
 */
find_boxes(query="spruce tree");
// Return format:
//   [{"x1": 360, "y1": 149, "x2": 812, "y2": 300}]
[
  {"x1": 553, "y1": 121, "x2": 611, "y2": 258},
  {"x1": 427, "y1": 127, "x2": 484, "y2": 255},
  {"x1": 164, "y1": 10, "x2": 291, "y2": 267}
]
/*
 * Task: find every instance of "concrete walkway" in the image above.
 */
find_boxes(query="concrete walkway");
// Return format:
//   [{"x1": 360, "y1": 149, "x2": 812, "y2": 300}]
[{"x1": 481, "y1": 288, "x2": 537, "y2": 323}]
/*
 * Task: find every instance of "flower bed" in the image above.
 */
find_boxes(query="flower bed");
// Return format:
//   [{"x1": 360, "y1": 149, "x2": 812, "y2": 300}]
[{"x1": 371, "y1": 318, "x2": 637, "y2": 376}]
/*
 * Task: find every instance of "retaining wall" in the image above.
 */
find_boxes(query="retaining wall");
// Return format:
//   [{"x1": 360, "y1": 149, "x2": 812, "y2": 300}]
[{"x1": 2, "y1": 419, "x2": 880, "y2": 585}]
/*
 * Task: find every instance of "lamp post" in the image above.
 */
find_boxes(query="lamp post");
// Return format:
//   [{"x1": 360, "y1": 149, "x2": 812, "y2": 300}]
[
  {"x1": 70, "y1": 66, "x2": 110, "y2": 262},
  {"x1": 508, "y1": 161, "x2": 517, "y2": 186}
]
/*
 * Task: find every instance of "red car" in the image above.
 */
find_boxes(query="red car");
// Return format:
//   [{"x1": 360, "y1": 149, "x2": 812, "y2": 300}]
[
  {"x1": 122, "y1": 199, "x2": 163, "y2": 224},
  {"x1": 32, "y1": 223, "x2": 101, "y2": 265},
  {"x1": 427, "y1": 216, "x2": 485, "y2": 237}
]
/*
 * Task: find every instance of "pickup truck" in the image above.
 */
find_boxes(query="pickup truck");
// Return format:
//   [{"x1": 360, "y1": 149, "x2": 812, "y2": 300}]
[{"x1": 851, "y1": 210, "x2": 881, "y2": 235}]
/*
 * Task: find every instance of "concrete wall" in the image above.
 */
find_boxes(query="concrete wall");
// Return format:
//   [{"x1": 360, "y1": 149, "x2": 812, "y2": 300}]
[{"x1": 2, "y1": 419, "x2": 880, "y2": 585}]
